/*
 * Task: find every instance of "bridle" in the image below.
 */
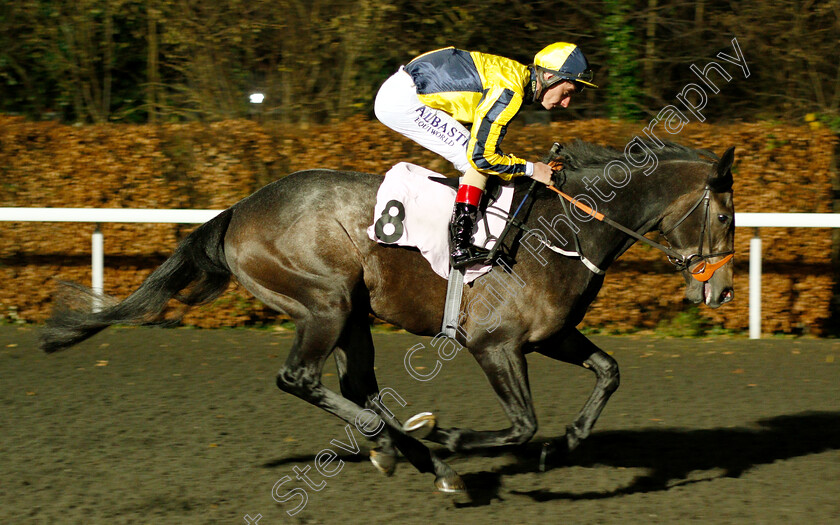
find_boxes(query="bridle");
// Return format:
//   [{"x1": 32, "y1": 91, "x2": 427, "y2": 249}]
[
  {"x1": 546, "y1": 173, "x2": 734, "y2": 282},
  {"x1": 659, "y1": 187, "x2": 735, "y2": 282}
]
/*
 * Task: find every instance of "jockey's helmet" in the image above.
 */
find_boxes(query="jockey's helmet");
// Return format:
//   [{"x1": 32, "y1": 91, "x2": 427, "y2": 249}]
[{"x1": 533, "y1": 42, "x2": 598, "y2": 92}]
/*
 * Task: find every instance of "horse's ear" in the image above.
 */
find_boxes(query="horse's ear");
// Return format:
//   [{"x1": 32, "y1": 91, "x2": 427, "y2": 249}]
[{"x1": 709, "y1": 146, "x2": 735, "y2": 191}]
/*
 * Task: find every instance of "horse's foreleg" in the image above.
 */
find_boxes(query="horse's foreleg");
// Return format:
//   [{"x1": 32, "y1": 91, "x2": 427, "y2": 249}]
[
  {"x1": 332, "y1": 312, "x2": 398, "y2": 476},
  {"x1": 535, "y1": 328, "x2": 620, "y2": 468},
  {"x1": 426, "y1": 344, "x2": 538, "y2": 451}
]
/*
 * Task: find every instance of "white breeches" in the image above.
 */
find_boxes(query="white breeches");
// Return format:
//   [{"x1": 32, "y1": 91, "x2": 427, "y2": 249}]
[{"x1": 374, "y1": 67, "x2": 473, "y2": 174}]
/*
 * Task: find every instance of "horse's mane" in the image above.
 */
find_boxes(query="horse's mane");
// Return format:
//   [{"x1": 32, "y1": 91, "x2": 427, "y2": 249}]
[
  {"x1": 521, "y1": 137, "x2": 721, "y2": 200},
  {"x1": 556, "y1": 138, "x2": 717, "y2": 171}
]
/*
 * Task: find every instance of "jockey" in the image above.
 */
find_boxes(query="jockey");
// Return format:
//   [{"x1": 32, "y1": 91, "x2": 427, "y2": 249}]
[{"x1": 375, "y1": 42, "x2": 597, "y2": 268}]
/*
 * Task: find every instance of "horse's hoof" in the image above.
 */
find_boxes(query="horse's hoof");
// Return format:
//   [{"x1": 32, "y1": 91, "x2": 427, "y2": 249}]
[
  {"x1": 539, "y1": 440, "x2": 566, "y2": 472},
  {"x1": 369, "y1": 448, "x2": 396, "y2": 477},
  {"x1": 434, "y1": 474, "x2": 466, "y2": 494},
  {"x1": 539, "y1": 441, "x2": 553, "y2": 472},
  {"x1": 564, "y1": 424, "x2": 581, "y2": 452},
  {"x1": 403, "y1": 411, "x2": 437, "y2": 439}
]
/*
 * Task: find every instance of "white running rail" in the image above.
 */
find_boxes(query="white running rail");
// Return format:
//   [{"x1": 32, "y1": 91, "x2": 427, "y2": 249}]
[{"x1": 1, "y1": 208, "x2": 838, "y2": 339}]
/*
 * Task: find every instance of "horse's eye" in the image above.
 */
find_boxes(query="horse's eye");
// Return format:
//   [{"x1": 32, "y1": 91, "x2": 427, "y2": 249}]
[{"x1": 718, "y1": 214, "x2": 730, "y2": 224}]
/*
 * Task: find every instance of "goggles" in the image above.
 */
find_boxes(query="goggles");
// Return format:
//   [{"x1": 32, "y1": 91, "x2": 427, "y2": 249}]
[{"x1": 540, "y1": 67, "x2": 597, "y2": 92}]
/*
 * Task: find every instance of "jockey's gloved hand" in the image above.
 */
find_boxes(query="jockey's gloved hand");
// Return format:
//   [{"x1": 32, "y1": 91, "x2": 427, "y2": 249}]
[{"x1": 530, "y1": 162, "x2": 554, "y2": 185}]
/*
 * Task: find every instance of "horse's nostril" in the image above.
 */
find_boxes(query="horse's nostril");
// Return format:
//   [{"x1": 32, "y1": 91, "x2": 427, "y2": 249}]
[{"x1": 720, "y1": 288, "x2": 734, "y2": 304}]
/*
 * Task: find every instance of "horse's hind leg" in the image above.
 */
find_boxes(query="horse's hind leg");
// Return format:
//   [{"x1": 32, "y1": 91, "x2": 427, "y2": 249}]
[
  {"x1": 534, "y1": 328, "x2": 620, "y2": 469},
  {"x1": 332, "y1": 310, "x2": 399, "y2": 476},
  {"x1": 277, "y1": 312, "x2": 464, "y2": 491}
]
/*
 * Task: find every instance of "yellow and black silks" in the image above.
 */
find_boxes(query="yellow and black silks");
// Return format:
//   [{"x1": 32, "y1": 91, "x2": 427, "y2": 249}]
[{"x1": 406, "y1": 47, "x2": 534, "y2": 180}]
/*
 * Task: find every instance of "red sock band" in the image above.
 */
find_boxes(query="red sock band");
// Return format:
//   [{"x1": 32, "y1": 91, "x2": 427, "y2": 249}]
[{"x1": 455, "y1": 185, "x2": 484, "y2": 206}]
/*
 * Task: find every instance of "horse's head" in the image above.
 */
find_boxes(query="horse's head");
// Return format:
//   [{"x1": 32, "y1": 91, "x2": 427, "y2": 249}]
[{"x1": 660, "y1": 147, "x2": 736, "y2": 308}]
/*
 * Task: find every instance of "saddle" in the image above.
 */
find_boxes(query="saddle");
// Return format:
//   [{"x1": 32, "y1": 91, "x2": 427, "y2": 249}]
[{"x1": 365, "y1": 162, "x2": 515, "y2": 283}]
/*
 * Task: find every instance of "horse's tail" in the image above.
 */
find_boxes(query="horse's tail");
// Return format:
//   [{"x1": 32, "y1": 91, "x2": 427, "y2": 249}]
[{"x1": 40, "y1": 208, "x2": 235, "y2": 353}]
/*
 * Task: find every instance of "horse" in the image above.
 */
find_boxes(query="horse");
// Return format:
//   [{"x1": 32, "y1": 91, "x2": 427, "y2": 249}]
[{"x1": 40, "y1": 139, "x2": 736, "y2": 493}]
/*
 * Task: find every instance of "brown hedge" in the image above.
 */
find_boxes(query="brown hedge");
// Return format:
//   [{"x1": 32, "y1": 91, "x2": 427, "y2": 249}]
[{"x1": 0, "y1": 116, "x2": 836, "y2": 333}]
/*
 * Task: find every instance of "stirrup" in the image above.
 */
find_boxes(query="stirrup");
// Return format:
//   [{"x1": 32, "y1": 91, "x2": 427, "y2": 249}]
[{"x1": 450, "y1": 245, "x2": 491, "y2": 269}]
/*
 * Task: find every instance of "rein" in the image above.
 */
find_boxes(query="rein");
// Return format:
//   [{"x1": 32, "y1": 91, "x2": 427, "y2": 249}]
[
  {"x1": 545, "y1": 176, "x2": 734, "y2": 282},
  {"x1": 546, "y1": 184, "x2": 684, "y2": 260}
]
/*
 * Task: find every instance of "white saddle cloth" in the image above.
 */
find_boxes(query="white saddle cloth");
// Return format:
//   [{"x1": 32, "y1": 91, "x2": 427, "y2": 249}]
[{"x1": 366, "y1": 162, "x2": 514, "y2": 284}]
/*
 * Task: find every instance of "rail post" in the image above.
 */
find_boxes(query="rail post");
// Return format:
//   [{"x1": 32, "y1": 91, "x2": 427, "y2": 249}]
[
  {"x1": 748, "y1": 228, "x2": 762, "y2": 339},
  {"x1": 91, "y1": 224, "x2": 104, "y2": 312}
]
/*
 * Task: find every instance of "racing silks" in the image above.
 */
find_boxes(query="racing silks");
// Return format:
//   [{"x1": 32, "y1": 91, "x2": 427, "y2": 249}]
[{"x1": 405, "y1": 47, "x2": 535, "y2": 180}]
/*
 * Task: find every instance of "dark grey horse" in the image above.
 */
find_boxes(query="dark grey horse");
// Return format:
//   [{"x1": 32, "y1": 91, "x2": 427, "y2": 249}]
[{"x1": 41, "y1": 139, "x2": 736, "y2": 493}]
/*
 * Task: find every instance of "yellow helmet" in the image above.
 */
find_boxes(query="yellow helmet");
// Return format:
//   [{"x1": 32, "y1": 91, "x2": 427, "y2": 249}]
[{"x1": 534, "y1": 42, "x2": 598, "y2": 90}]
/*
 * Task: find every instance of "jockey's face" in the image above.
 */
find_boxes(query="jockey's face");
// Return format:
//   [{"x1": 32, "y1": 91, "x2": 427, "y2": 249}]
[{"x1": 540, "y1": 77, "x2": 577, "y2": 110}]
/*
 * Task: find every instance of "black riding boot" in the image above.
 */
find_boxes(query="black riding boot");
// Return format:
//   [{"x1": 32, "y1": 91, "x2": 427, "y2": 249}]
[{"x1": 449, "y1": 202, "x2": 490, "y2": 268}]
